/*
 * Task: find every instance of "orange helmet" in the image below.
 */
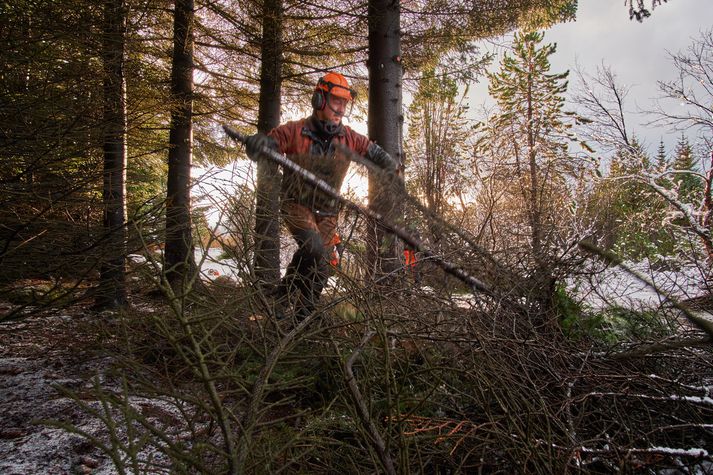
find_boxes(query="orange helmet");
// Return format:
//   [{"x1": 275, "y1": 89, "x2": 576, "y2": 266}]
[{"x1": 312, "y1": 72, "x2": 357, "y2": 111}]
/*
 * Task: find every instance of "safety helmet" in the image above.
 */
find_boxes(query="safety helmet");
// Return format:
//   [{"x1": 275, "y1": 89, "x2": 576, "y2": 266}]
[{"x1": 311, "y1": 72, "x2": 357, "y2": 111}]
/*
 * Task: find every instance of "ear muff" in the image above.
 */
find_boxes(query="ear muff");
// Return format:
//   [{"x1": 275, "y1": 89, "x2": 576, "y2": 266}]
[{"x1": 311, "y1": 88, "x2": 326, "y2": 111}]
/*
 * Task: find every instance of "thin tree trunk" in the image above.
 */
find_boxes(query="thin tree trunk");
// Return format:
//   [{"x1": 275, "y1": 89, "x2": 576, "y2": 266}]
[
  {"x1": 367, "y1": 0, "x2": 404, "y2": 278},
  {"x1": 165, "y1": 0, "x2": 196, "y2": 291},
  {"x1": 96, "y1": 0, "x2": 128, "y2": 309},
  {"x1": 253, "y1": 0, "x2": 283, "y2": 287},
  {"x1": 526, "y1": 70, "x2": 542, "y2": 262},
  {"x1": 526, "y1": 63, "x2": 554, "y2": 315},
  {"x1": 700, "y1": 151, "x2": 713, "y2": 266}
]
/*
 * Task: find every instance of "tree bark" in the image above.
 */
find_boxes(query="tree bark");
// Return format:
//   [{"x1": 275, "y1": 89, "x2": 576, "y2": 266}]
[
  {"x1": 96, "y1": 0, "x2": 128, "y2": 309},
  {"x1": 253, "y1": 0, "x2": 283, "y2": 287},
  {"x1": 367, "y1": 0, "x2": 404, "y2": 278},
  {"x1": 165, "y1": 0, "x2": 196, "y2": 292}
]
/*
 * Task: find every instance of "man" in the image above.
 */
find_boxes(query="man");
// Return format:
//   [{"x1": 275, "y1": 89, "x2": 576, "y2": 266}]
[{"x1": 246, "y1": 72, "x2": 398, "y2": 321}]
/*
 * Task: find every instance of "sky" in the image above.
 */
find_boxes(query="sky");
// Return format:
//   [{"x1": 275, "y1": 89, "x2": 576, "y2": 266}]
[{"x1": 467, "y1": 0, "x2": 713, "y2": 158}]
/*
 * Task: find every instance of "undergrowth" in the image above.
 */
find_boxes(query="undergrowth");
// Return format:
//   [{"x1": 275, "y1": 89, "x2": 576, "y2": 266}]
[{"x1": 46, "y1": 267, "x2": 713, "y2": 474}]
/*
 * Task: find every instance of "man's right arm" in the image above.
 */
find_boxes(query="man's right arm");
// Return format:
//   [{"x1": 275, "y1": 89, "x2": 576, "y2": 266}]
[
  {"x1": 245, "y1": 133, "x2": 278, "y2": 160},
  {"x1": 245, "y1": 120, "x2": 300, "y2": 160}
]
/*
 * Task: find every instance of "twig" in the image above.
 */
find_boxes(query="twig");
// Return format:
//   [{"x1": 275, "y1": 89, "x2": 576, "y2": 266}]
[
  {"x1": 235, "y1": 311, "x2": 321, "y2": 471},
  {"x1": 343, "y1": 330, "x2": 397, "y2": 475}
]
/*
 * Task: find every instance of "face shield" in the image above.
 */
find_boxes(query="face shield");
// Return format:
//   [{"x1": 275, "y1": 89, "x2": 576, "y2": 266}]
[{"x1": 319, "y1": 78, "x2": 357, "y2": 119}]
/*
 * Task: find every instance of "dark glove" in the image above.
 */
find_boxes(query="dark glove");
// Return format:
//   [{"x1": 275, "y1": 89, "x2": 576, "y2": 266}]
[
  {"x1": 366, "y1": 143, "x2": 398, "y2": 173},
  {"x1": 245, "y1": 133, "x2": 276, "y2": 160}
]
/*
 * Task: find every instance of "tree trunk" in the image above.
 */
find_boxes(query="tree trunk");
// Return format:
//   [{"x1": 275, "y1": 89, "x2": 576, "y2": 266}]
[
  {"x1": 165, "y1": 0, "x2": 196, "y2": 292},
  {"x1": 367, "y1": 0, "x2": 404, "y2": 278},
  {"x1": 699, "y1": 151, "x2": 713, "y2": 266},
  {"x1": 253, "y1": 0, "x2": 283, "y2": 288},
  {"x1": 96, "y1": 0, "x2": 128, "y2": 309},
  {"x1": 526, "y1": 67, "x2": 554, "y2": 316}
]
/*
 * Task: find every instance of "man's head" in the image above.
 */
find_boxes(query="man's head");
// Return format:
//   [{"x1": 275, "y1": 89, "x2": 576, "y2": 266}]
[{"x1": 311, "y1": 72, "x2": 356, "y2": 124}]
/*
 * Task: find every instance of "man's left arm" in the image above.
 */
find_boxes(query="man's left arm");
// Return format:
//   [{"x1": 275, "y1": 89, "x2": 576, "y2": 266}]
[
  {"x1": 349, "y1": 128, "x2": 399, "y2": 174},
  {"x1": 366, "y1": 142, "x2": 398, "y2": 173}
]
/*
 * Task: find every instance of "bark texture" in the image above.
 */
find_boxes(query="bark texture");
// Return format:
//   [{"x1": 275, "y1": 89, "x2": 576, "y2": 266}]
[
  {"x1": 367, "y1": 0, "x2": 405, "y2": 277},
  {"x1": 96, "y1": 0, "x2": 128, "y2": 308},
  {"x1": 165, "y1": 0, "x2": 196, "y2": 291},
  {"x1": 253, "y1": 0, "x2": 283, "y2": 287}
]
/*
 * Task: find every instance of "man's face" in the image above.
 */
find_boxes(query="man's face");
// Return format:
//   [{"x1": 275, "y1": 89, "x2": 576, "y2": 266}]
[{"x1": 316, "y1": 93, "x2": 348, "y2": 124}]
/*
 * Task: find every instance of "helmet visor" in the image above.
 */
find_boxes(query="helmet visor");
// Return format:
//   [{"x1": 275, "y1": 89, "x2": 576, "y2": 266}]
[
  {"x1": 318, "y1": 78, "x2": 357, "y2": 101},
  {"x1": 326, "y1": 92, "x2": 354, "y2": 118}
]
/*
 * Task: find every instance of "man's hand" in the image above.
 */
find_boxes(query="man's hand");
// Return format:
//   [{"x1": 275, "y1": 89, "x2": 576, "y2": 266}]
[
  {"x1": 366, "y1": 143, "x2": 398, "y2": 173},
  {"x1": 245, "y1": 133, "x2": 276, "y2": 160}
]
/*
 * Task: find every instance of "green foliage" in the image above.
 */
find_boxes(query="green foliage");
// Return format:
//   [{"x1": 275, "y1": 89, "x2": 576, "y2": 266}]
[
  {"x1": 590, "y1": 139, "x2": 676, "y2": 261},
  {"x1": 555, "y1": 284, "x2": 612, "y2": 342},
  {"x1": 405, "y1": 66, "x2": 473, "y2": 225},
  {"x1": 672, "y1": 133, "x2": 704, "y2": 202},
  {"x1": 554, "y1": 283, "x2": 583, "y2": 322},
  {"x1": 556, "y1": 283, "x2": 674, "y2": 343},
  {"x1": 560, "y1": 302, "x2": 675, "y2": 346},
  {"x1": 562, "y1": 304, "x2": 674, "y2": 344},
  {"x1": 601, "y1": 305, "x2": 675, "y2": 340},
  {"x1": 401, "y1": 0, "x2": 577, "y2": 79}
]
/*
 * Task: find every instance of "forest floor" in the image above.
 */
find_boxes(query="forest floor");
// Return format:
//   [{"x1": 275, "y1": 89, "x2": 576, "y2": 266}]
[
  {"x1": 0, "y1": 300, "x2": 129, "y2": 475},
  {"x1": 1, "y1": 258, "x2": 712, "y2": 474}
]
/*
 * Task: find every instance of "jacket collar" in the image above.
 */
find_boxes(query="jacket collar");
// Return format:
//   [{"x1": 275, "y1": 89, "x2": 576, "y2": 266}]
[{"x1": 303, "y1": 114, "x2": 345, "y2": 138}]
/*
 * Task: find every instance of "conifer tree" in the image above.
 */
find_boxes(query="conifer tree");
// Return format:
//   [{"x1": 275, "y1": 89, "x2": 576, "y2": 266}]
[
  {"x1": 96, "y1": 0, "x2": 129, "y2": 309},
  {"x1": 655, "y1": 138, "x2": 668, "y2": 172},
  {"x1": 253, "y1": 0, "x2": 284, "y2": 287},
  {"x1": 165, "y1": 0, "x2": 197, "y2": 291},
  {"x1": 672, "y1": 133, "x2": 703, "y2": 202},
  {"x1": 476, "y1": 31, "x2": 589, "y2": 315},
  {"x1": 605, "y1": 138, "x2": 673, "y2": 259},
  {"x1": 366, "y1": 0, "x2": 404, "y2": 277}
]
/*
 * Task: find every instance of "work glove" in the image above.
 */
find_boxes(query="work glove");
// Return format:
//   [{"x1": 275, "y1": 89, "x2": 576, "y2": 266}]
[
  {"x1": 366, "y1": 143, "x2": 398, "y2": 174},
  {"x1": 245, "y1": 133, "x2": 276, "y2": 160}
]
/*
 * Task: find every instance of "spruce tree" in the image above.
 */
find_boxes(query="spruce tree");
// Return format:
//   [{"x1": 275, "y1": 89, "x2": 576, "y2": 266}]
[
  {"x1": 96, "y1": 0, "x2": 129, "y2": 309},
  {"x1": 672, "y1": 133, "x2": 703, "y2": 202},
  {"x1": 655, "y1": 138, "x2": 668, "y2": 173},
  {"x1": 605, "y1": 139, "x2": 673, "y2": 259},
  {"x1": 165, "y1": 0, "x2": 197, "y2": 291},
  {"x1": 478, "y1": 30, "x2": 588, "y2": 315}
]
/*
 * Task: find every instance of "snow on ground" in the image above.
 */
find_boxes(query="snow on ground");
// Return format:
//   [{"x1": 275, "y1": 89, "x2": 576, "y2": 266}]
[
  {"x1": 194, "y1": 248, "x2": 245, "y2": 282},
  {"x1": 570, "y1": 260, "x2": 709, "y2": 310},
  {"x1": 2, "y1": 257, "x2": 710, "y2": 473},
  {"x1": 0, "y1": 315, "x2": 114, "y2": 474},
  {"x1": 0, "y1": 312, "x2": 187, "y2": 475},
  {"x1": 131, "y1": 241, "x2": 298, "y2": 284},
  {"x1": 440, "y1": 259, "x2": 711, "y2": 313}
]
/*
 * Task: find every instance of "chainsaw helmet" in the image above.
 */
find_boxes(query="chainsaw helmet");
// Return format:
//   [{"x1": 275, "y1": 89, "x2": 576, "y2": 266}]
[{"x1": 311, "y1": 72, "x2": 357, "y2": 115}]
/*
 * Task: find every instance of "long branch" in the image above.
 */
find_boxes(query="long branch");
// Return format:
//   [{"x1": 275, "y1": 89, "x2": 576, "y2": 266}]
[{"x1": 222, "y1": 125, "x2": 497, "y2": 298}]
